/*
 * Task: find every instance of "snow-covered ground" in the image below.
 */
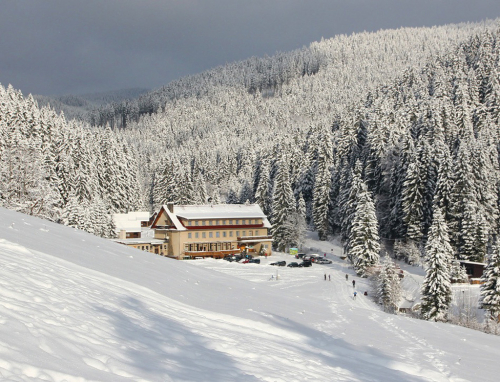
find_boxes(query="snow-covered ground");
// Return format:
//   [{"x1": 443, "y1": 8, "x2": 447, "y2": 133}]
[{"x1": 1, "y1": 207, "x2": 499, "y2": 381}]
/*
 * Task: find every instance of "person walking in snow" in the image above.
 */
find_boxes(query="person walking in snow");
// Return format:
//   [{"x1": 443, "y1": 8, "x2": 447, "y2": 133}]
[
  {"x1": 345, "y1": 274, "x2": 348, "y2": 281},
  {"x1": 352, "y1": 279, "x2": 355, "y2": 288},
  {"x1": 329, "y1": 274, "x2": 331, "y2": 281},
  {"x1": 353, "y1": 291, "x2": 357, "y2": 300},
  {"x1": 324, "y1": 273, "x2": 327, "y2": 281}
]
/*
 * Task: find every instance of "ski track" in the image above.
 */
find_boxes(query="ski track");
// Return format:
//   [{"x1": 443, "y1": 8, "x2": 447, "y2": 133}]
[{"x1": 1, "y1": 229, "x2": 499, "y2": 381}]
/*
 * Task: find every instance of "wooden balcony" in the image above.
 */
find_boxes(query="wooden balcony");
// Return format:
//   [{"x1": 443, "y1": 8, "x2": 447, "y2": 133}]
[{"x1": 237, "y1": 235, "x2": 273, "y2": 243}]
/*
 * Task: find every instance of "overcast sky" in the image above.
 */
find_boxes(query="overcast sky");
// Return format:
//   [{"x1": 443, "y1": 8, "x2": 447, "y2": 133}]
[{"x1": 1, "y1": 0, "x2": 500, "y2": 96}]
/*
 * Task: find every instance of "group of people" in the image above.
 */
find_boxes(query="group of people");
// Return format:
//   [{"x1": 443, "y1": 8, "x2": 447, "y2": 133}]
[
  {"x1": 321, "y1": 272, "x2": 365, "y2": 300},
  {"x1": 345, "y1": 274, "x2": 366, "y2": 299}
]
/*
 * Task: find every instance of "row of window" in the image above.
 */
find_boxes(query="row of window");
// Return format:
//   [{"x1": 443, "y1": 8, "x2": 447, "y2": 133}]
[
  {"x1": 185, "y1": 242, "x2": 235, "y2": 251},
  {"x1": 188, "y1": 230, "x2": 259, "y2": 239},
  {"x1": 186, "y1": 219, "x2": 260, "y2": 226}
]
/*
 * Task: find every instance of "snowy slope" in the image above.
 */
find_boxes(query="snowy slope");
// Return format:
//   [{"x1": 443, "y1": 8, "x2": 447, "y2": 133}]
[{"x1": 1, "y1": 208, "x2": 499, "y2": 381}]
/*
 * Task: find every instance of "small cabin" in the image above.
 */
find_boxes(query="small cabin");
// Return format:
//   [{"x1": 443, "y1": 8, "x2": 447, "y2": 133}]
[{"x1": 459, "y1": 260, "x2": 486, "y2": 283}]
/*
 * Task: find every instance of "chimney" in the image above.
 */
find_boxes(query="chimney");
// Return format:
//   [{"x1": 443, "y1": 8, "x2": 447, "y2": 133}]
[{"x1": 167, "y1": 202, "x2": 174, "y2": 213}]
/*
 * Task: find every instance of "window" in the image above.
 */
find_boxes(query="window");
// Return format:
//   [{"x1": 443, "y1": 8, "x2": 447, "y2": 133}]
[
  {"x1": 195, "y1": 221, "x2": 199, "y2": 226},
  {"x1": 216, "y1": 232, "x2": 220, "y2": 238},
  {"x1": 223, "y1": 231, "x2": 227, "y2": 237},
  {"x1": 203, "y1": 220, "x2": 206, "y2": 226},
  {"x1": 229, "y1": 231, "x2": 233, "y2": 237},
  {"x1": 236, "y1": 219, "x2": 239, "y2": 225},
  {"x1": 249, "y1": 231, "x2": 253, "y2": 236},
  {"x1": 242, "y1": 231, "x2": 246, "y2": 237},
  {"x1": 188, "y1": 221, "x2": 192, "y2": 226},
  {"x1": 195, "y1": 232, "x2": 199, "y2": 238},
  {"x1": 229, "y1": 219, "x2": 233, "y2": 224},
  {"x1": 209, "y1": 220, "x2": 212, "y2": 225},
  {"x1": 216, "y1": 220, "x2": 219, "y2": 225},
  {"x1": 202, "y1": 232, "x2": 206, "y2": 238},
  {"x1": 209, "y1": 232, "x2": 213, "y2": 238},
  {"x1": 236, "y1": 231, "x2": 240, "y2": 237},
  {"x1": 255, "y1": 230, "x2": 259, "y2": 236},
  {"x1": 188, "y1": 233, "x2": 192, "y2": 239}
]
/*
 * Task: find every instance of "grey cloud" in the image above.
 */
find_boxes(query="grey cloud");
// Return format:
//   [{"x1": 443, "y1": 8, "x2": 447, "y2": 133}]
[{"x1": 1, "y1": 0, "x2": 499, "y2": 96}]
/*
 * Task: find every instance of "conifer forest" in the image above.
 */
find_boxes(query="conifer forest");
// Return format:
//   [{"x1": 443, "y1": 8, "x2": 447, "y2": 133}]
[{"x1": 2, "y1": 20, "x2": 500, "y2": 318}]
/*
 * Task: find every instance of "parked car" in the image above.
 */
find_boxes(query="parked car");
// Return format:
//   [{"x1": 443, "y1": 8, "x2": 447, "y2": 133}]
[
  {"x1": 270, "y1": 260, "x2": 286, "y2": 266},
  {"x1": 316, "y1": 258, "x2": 332, "y2": 264},
  {"x1": 299, "y1": 260, "x2": 312, "y2": 267},
  {"x1": 308, "y1": 254, "x2": 321, "y2": 262},
  {"x1": 287, "y1": 262, "x2": 300, "y2": 267},
  {"x1": 249, "y1": 258, "x2": 260, "y2": 264},
  {"x1": 295, "y1": 253, "x2": 306, "y2": 259}
]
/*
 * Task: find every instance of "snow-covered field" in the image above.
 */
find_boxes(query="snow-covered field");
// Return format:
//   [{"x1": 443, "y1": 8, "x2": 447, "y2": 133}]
[{"x1": 1, "y1": 207, "x2": 499, "y2": 381}]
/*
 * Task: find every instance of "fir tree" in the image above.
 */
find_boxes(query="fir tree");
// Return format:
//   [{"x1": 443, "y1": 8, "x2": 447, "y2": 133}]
[
  {"x1": 348, "y1": 182, "x2": 380, "y2": 276},
  {"x1": 271, "y1": 156, "x2": 296, "y2": 252},
  {"x1": 421, "y1": 208, "x2": 453, "y2": 322},
  {"x1": 480, "y1": 242, "x2": 500, "y2": 322},
  {"x1": 377, "y1": 255, "x2": 402, "y2": 313}
]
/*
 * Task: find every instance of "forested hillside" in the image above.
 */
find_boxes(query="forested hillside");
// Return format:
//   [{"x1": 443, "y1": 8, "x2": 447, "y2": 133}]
[
  {"x1": 2, "y1": 19, "x2": 500, "y2": 271},
  {"x1": 113, "y1": 20, "x2": 500, "y2": 264},
  {"x1": 0, "y1": 85, "x2": 144, "y2": 235},
  {"x1": 33, "y1": 87, "x2": 149, "y2": 123}
]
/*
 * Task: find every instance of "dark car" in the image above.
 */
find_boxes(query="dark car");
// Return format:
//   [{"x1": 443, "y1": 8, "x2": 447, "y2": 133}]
[
  {"x1": 295, "y1": 253, "x2": 306, "y2": 259},
  {"x1": 287, "y1": 262, "x2": 300, "y2": 267},
  {"x1": 249, "y1": 258, "x2": 261, "y2": 264},
  {"x1": 270, "y1": 260, "x2": 286, "y2": 266},
  {"x1": 299, "y1": 260, "x2": 312, "y2": 267}
]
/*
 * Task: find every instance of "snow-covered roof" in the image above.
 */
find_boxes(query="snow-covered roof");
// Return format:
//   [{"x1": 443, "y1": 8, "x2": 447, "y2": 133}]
[
  {"x1": 171, "y1": 204, "x2": 267, "y2": 219},
  {"x1": 160, "y1": 204, "x2": 272, "y2": 230},
  {"x1": 112, "y1": 238, "x2": 165, "y2": 245},
  {"x1": 458, "y1": 260, "x2": 486, "y2": 266},
  {"x1": 398, "y1": 299, "x2": 415, "y2": 309},
  {"x1": 113, "y1": 211, "x2": 150, "y2": 233}
]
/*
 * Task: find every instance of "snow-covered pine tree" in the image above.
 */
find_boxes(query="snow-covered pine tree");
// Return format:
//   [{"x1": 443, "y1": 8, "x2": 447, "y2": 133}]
[
  {"x1": 312, "y1": 128, "x2": 333, "y2": 240},
  {"x1": 339, "y1": 160, "x2": 363, "y2": 256},
  {"x1": 255, "y1": 159, "x2": 271, "y2": 216},
  {"x1": 480, "y1": 242, "x2": 500, "y2": 322},
  {"x1": 271, "y1": 155, "x2": 296, "y2": 252},
  {"x1": 348, "y1": 181, "x2": 380, "y2": 276},
  {"x1": 449, "y1": 260, "x2": 469, "y2": 284},
  {"x1": 377, "y1": 255, "x2": 402, "y2": 313},
  {"x1": 194, "y1": 169, "x2": 208, "y2": 204},
  {"x1": 297, "y1": 192, "x2": 306, "y2": 222},
  {"x1": 312, "y1": 155, "x2": 332, "y2": 240},
  {"x1": 177, "y1": 171, "x2": 196, "y2": 205},
  {"x1": 421, "y1": 207, "x2": 453, "y2": 322}
]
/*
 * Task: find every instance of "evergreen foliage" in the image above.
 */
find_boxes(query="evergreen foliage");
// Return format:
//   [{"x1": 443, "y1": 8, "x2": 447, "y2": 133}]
[
  {"x1": 480, "y1": 242, "x2": 500, "y2": 322},
  {"x1": 377, "y1": 256, "x2": 402, "y2": 312},
  {"x1": 421, "y1": 208, "x2": 453, "y2": 322},
  {"x1": 271, "y1": 156, "x2": 296, "y2": 252},
  {"x1": 348, "y1": 182, "x2": 380, "y2": 277}
]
